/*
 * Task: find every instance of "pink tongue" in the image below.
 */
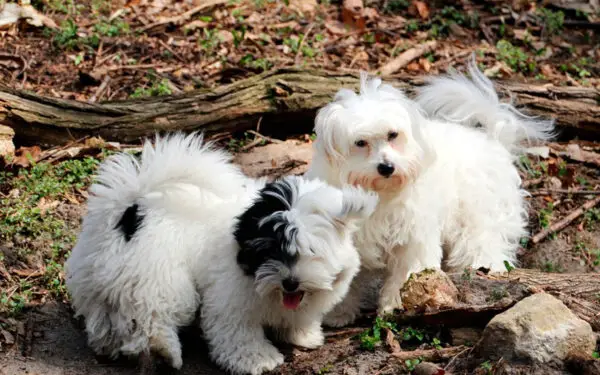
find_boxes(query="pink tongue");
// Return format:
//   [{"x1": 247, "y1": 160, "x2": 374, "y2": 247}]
[{"x1": 282, "y1": 292, "x2": 304, "y2": 310}]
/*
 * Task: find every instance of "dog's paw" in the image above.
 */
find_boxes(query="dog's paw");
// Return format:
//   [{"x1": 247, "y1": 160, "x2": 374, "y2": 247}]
[
  {"x1": 287, "y1": 325, "x2": 324, "y2": 349},
  {"x1": 225, "y1": 343, "x2": 284, "y2": 375},
  {"x1": 323, "y1": 310, "x2": 357, "y2": 328},
  {"x1": 378, "y1": 292, "x2": 404, "y2": 315}
]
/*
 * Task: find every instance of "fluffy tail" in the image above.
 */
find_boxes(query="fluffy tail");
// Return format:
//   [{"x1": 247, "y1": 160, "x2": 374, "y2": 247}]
[
  {"x1": 415, "y1": 58, "x2": 554, "y2": 152},
  {"x1": 87, "y1": 132, "x2": 249, "y2": 215}
]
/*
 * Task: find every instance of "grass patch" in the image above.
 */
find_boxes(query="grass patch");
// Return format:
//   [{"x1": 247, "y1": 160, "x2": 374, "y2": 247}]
[
  {"x1": 496, "y1": 40, "x2": 536, "y2": 74},
  {"x1": 0, "y1": 157, "x2": 99, "y2": 316},
  {"x1": 130, "y1": 78, "x2": 172, "y2": 98}
]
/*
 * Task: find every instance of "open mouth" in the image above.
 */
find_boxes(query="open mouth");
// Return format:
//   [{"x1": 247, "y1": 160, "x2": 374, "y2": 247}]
[{"x1": 282, "y1": 291, "x2": 305, "y2": 310}]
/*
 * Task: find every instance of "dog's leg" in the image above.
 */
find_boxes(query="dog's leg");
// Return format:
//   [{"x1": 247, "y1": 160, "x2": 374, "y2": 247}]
[
  {"x1": 149, "y1": 325, "x2": 183, "y2": 370},
  {"x1": 378, "y1": 239, "x2": 442, "y2": 315},
  {"x1": 201, "y1": 286, "x2": 284, "y2": 375},
  {"x1": 322, "y1": 271, "x2": 364, "y2": 327},
  {"x1": 285, "y1": 320, "x2": 324, "y2": 349}
]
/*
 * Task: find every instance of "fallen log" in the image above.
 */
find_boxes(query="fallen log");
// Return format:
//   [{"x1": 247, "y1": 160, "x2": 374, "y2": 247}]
[{"x1": 1, "y1": 69, "x2": 599, "y2": 146}]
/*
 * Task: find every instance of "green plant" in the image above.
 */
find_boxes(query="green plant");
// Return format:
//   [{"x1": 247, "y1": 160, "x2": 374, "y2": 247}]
[
  {"x1": 496, "y1": 40, "x2": 536, "y2": 73},
  {"x1": 51, "y1": 19, "x2": 99, "y2": 50},
  {"x1": 405, "y1": 357, "x2": 422, "y2": 371},
  {"x1": 317, "y1": 364, "x2": 333, "y2": 374},
  {"x1": 359, "y1": 317, "x2": 398, "y2": 351},
  {"x1": 592, "y1": 351, "x2": 599, "y2": 359},
  {"x1": 480, "y1": 360, "x2": 493, "y2": 374},
  {"x1": 538, "y1": 202, "x2": 554, "y2": 229},
  {"x1": 504, "y1": 260, "x2": 515, "y2": 272},
  {"x1": 400, "y1": 326, "x2": 425, "y2": 342},
  {"x1": 130, "y1": 79, "x2": 172, "y2": 99},
  {"x1": 488, "y1": 286, "x2": 509, "y2": 302},
  {"x1": 385, "y1": 0, "x2": 409, "y2": 13},
  {"x1": 543, "y1": 261, "x2": 563, "y2": 273},
  {"x1": 239, "y1": 54, "x2": 273, "y2": 72},
  {"x1": 461, "y1": 267, "x2": 473, "y2": 282},
  {"x1": 199, "y1": 28, "x2": 221, "y2": 55},
  {"x1": 537, "y1": 8, "x2": 564, "y2": 36},
  {"x1": 94, "y1": 18, "x2": 130, "y2": 37},
  {"x1": 431, "y1": 337, "x2": 442, "y2": 350}
]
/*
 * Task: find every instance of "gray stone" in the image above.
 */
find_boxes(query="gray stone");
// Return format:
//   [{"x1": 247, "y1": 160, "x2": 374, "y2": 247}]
[{"x1": 476, "y1": 293, "x2": 595, "y2": 365}]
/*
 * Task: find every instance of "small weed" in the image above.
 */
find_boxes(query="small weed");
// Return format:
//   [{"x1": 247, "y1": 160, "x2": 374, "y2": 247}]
[
  {"x1": 584, "y1": 208, "x2": 600, "y2": 230},
  {"x1": 232, "y1": 26, "x2": 247, "y2": 48},
  {"x1": 406, "y1": 20, "x2": 419, "y2": 32},
  {"x1": 130, "y1": 79, "x2": 172, "y2": 99},
  {"x1": 488, "y1": 286, "x2": 509, "y2": 302},
  {"x1": 94, "y1": 18, "x2": 130, "y2": 37},
  {"x1": 542, "y1": 261, "x2": 563, "y2": 273},
  {"x1": 592, "y1": 351, "x2": 599, "y2": 359},
  {"x1": 480, "y1": 360, "x2": 493, "y2": 374},
  {"x1": 431, "y1": 337, "x2": 442, "y2": 350},
  {"x1": 51, "y1": 19, "x2": 99, "y2": 50},
  {"x1": 405, "y1": 357, "x2": 423, "y2": 371},
  {"x1": 400, "y1": 326, "x2": 425, "y2": 342},
  {"x1": 576, "y1": 176, "x2": 589, "y2": 186},
  {"x1": 559, "y1": 58, "x2": 592, "y2": 79},
  {"x1": 496, "y1": 40, "x2": 536, "y2": 73},
  {"x1": 317, "y1": 364, "x2": 333, "y2": 374},
  {"x1": 199, "y1": 29, "x2": 221, "y2": 55},
  {"x1": 537, "y1": 8, "x2": 564, "y2": 36},
  {"x1": 538, "y1": 202, "x2": 554, "y2": 229},
  {"x1": 461, "y1": 267, "x2": 473, "y2": 282},
  {"x1": 385, "y1": 0, "x2": 409, "y2": 13},
  {"x1": 239, "y1": 54, "x2": 273, "y2": 72},
  {"x1": 359, "y1": 317, "x2": 398, "y2": 351},
  {"x1": 504, "y1": 260, "x2": 515, "y2": 272}
]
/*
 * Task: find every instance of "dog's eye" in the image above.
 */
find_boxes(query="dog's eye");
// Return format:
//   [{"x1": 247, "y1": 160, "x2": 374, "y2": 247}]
[
  {"x1": 355, "y1": 140, "x2": 368, "y2": 148},
  {"x1": 388, "y1": 131, "x2": 399, "y2": 141}
]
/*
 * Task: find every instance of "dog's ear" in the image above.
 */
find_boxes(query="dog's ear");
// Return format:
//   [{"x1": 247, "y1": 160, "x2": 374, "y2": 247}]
[
  {"x1": 333, "y1": 186, "x2": 378, "y2": 230},
  {"x1": 314, "y1": 104, "x2": 348, "y2": 163}
]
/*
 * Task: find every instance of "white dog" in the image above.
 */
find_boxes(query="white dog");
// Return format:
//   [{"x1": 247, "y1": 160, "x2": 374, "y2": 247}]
[
  {"x1": 66, "y1": 133, "x2": 378, "y2": 374},
  {"x1": 305, "y1": 61, "x2": 553, "y2": 324}
]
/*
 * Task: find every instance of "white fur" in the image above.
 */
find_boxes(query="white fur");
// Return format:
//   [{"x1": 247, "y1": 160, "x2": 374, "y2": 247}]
[
  {"x1": 66, "y1": 133, "x2": 377, "y2": 374},
  {"x1": 305, "y1": 62, "x2": 553, "y2": 322}
]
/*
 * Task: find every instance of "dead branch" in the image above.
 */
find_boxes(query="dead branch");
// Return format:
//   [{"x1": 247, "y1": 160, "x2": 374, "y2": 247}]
[
  {"x1": 391, "y1": 345, "x2": 468, "y2": 361},
  {"x1": 0, "y1": 69, "x2": 599, "y2": 147},
  {"x1": 379, "y1": 41, "x2": 438, "y2": 76},
  {"x1": 531, "y1": 195, "x2": 600, "y2": 244}
]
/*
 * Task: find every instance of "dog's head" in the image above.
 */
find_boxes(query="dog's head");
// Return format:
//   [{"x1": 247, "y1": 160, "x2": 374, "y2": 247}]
[
  {"x1": 234, "y1": 176, "x2": 377, "y2": 313},
  {"x1": 310, "y1": 72, "x2": 434, "y2": 195}
]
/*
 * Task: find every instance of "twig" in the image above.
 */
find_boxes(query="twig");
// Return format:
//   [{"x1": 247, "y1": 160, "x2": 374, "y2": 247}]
[
  {"x1": 139, "y1": 0, "x2": 229, "y2": 32},
  {"x1": 88, "y1": 75, "x2": 111, "y2": 103},
  {"x1": 444, "y1": 346, "x2": 472, "y2": 371},
  {"x1": 531, "y1": 195, "x2": 600, "y2": 244},
  {"x1": 530, "y1": 189, "x2": 600, "y2": 196},
  {"x1": 246, "y1": 130, "x2": 284, "y2": 145},
  {"x1": 324, "y1": 327, "x2": 365, "y2": 338},
  {"x1": 295, "y1": 23, "x2": 315, "y2": 66},
  {"x1": 157, "y1": 40, "x2": 185, "y2": 63},
  {"x1": 379, "y1": 40, "x2": 437, "y2": 76},
  {"x1": 36, "y1": 136, "x2": 90, "y2": 163},
  {"x1": 240, "y1": 118, "x2": 265, "y2": 151},
  {"x1": 391, "y1": 345, "x2": 468, "y2": 361}
]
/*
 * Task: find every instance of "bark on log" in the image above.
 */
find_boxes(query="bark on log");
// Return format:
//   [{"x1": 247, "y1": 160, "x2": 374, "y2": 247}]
[{"x1": 0, "y1": 69, "x2": 599, "y2": 146}]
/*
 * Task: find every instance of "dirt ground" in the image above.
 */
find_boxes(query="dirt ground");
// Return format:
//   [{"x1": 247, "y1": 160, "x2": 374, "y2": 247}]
[{"x1": 1, "y1": 0, "x2": 599, "y2": 374}]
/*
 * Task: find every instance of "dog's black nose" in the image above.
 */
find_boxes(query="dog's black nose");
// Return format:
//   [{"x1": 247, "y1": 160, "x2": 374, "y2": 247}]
[
  {"x1": 377, "y1": 163, "x2": 395, "y2": 177},
  {"x1": 282, "y1": 278, "x2": 299, "y2": 292}
]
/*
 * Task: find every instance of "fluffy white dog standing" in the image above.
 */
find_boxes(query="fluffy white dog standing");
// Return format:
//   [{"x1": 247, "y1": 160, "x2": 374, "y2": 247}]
[
  {"x1": 66, "y1": 133, "x2": 378, "y2": 374},
  {"x1": 305, "y1": 61, "x2": 553, "y2": 324}
]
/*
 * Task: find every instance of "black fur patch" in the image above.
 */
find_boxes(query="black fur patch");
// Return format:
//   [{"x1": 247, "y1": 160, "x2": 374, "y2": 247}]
[
  {"x1": 234, "y1": 179, "x2": 299, "y2": 276},
  {"x1": 115, "y1": 204, "x2": 143, "y2": 242}
]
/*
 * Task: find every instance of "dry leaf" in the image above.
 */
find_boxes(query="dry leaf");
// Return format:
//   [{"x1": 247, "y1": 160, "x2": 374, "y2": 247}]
[
  {"x1": 406, "y1": 61, "x2": 421, "y2": 71},
  {"x1": 288, "y1": 0, "x2": 318, "y2": 16},
  {"x1": 342, "y1": 0, "x2": 365, "y2": 30},
  {"x1": 413, "y1": 1, "x2": 429, "y2": 19},
  {"x1": 0, "y1": 125, "x2": 15, "y2": 157},
  {"x1": 11, "y1": 145, "x2": 42, "y2": 168}
]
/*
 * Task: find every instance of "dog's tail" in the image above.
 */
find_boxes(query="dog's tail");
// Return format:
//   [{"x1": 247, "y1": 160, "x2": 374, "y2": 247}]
[
  {"x1": 87, "y1": 132, "x2": 249, "y2": 217},
  {"x1": 415, "y1": 58, "x2": 554, "y2": 152}
]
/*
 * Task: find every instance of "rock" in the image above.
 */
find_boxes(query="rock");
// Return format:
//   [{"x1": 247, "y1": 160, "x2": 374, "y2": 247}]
[
  {"x1": 476, "y1": 293, "x2": 595, "y2": 366},
  {"x1": 413, "y1": 362, "x2": 447, "y2": 375},
  {"x1": 0, "y1": 125, "x2": 15, "y2": 157},
  {"x1": 449, "y1": 327, "x2": 482, "y2": 347},
  {"x1": 400, "y1": 269, "x2": 459, "y2": 312}
]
